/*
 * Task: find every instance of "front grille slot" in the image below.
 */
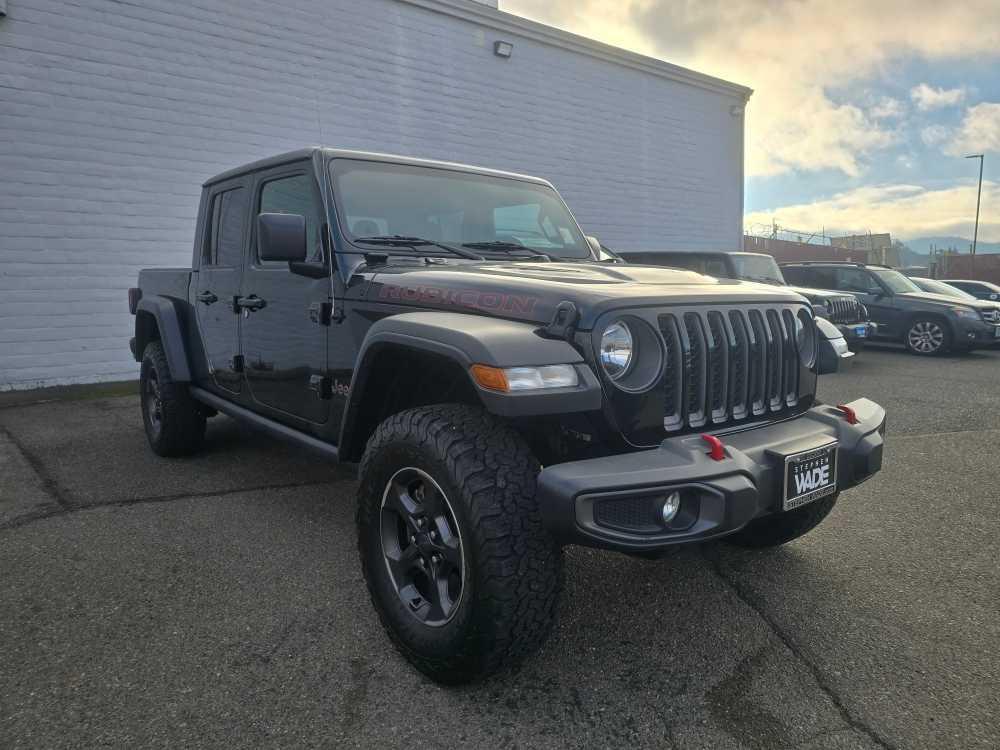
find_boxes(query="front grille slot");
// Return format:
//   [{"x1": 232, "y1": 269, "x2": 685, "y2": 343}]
[
  {"x1": 826, "y1": 295, "x2": 861, "y2": 324},
  {"x1": 657, "y1": 305, "x2": 803, "y2": 433}
]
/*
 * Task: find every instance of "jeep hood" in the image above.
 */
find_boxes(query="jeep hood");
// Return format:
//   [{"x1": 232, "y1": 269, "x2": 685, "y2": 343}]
[{"x1": 364, "y1": 261, "x2": 808, "y2": 330}]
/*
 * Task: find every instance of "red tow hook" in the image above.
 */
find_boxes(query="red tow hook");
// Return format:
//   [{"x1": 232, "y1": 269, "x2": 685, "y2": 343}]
[
  {"x1": 701, "y1": 434, "x2": 726, "y2": 461},
  {"x1": 835, "y1": 404, "x2": 859, "y2": 425}
]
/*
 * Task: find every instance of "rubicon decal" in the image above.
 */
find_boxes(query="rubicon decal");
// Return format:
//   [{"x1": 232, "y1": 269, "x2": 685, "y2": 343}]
[{"x1": 378, "y1": 284, "x2": 537, "y2": 315}]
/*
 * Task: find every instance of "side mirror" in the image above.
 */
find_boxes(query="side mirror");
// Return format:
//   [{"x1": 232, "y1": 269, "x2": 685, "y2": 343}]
[
  {"x1": 258, "y1": 213, "x2": 307, "y2": 263},
  {"x1": 586, "y1": 235, "x2": 624, "y2": 263},
  {"x1": 815, "y1": 317, "x2": 854, "y2": 374}
]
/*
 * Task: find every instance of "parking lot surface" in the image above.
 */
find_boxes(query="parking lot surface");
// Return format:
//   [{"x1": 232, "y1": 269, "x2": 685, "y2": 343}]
[{"x1": 2, "y1": 346, "x2": 998, "y2": 749}]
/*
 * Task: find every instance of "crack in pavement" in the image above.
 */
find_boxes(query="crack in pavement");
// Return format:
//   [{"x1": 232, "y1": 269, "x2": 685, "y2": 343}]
[
  {"x1": 2, "y1": 425, "x2": 75, "y2": 510},
  {"x1": 0, "y1": 478, "x2": 339, "y2": 534},
  {"x1": 701, "y1": 546, "x2": 898, "y2": 750}
]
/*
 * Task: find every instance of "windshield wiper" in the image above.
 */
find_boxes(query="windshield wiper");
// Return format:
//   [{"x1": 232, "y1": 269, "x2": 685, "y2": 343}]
[
  {"x1": 461, "y1": 241, "x2": 557, "y2": 262},
  {"x1": 353, "y1": 235, "x2": 484, "y2": 261}
]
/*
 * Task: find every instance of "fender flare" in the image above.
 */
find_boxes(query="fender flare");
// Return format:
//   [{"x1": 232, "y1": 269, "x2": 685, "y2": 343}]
[
  {"x1": 338, "y1": 312, "x2": 603, "y2": 456},
  {"x1": 134, "y1": 296, "x2": 193, "y2": 381}
]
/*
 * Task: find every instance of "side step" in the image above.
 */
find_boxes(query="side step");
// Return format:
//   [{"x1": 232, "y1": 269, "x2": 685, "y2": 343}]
[{"x1": 189, "y1": 387, "x2": 339, "y2": 461}]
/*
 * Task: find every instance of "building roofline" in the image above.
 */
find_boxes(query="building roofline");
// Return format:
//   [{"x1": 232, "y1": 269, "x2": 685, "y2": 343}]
[
  {"x1": 399, "y1": 0, "x2": 753, "y2": 100},
  {"x1": 203, "y1": 147, "x2": 555, "y2": 187}
]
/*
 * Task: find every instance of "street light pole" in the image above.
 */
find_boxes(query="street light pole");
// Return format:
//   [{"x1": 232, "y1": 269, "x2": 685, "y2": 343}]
[{"x1": 966, "y1": 154, "x2": 984, "y2": 257}]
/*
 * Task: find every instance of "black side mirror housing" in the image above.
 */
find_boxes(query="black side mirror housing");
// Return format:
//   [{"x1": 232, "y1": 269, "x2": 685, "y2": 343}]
[{"x1": 258, "y1": 213, "x2": 307, "y2": 263}]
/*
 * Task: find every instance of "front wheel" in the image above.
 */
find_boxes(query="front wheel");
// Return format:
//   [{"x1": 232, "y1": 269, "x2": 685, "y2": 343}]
[
  {"x1": 357, "y1": 404, "x2": 563, "y2": 684},
  {"x1": 905, "y1": 318, "x2": 950, "y2": 355},
  {"x1": 725, "y1": 494, "x2": 838, "y2": 548}
]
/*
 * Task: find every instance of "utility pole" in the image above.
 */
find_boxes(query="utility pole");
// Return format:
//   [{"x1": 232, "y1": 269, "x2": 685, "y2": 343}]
[{"x1": 966, "y1": 154, "x2": 984, "y2": 272}]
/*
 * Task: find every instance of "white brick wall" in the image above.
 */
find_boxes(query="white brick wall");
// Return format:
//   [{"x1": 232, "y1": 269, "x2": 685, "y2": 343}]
[{"x1": 0, "y1": 0, "x2": 748, "y2": 389}]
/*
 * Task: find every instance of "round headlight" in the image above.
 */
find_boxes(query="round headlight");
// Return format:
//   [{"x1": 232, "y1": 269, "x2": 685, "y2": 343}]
[
  {"x1": 599, "y1": 321, "x2": 634, "y2": 380},
  {"x1": 795, "y1": 309, "x2": 817, "y2": 367}
]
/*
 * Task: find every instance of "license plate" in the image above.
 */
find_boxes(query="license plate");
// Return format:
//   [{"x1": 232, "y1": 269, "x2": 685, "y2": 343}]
[
  {"x1": 783, "y1": 443, "x2": 838, "y2": 511},
  {"x1": 854, "y1": 325, "x2": 868, "y2": 338},
  {"x1": 994, "y1": 327, "x2": 1000, "y2": 339}
]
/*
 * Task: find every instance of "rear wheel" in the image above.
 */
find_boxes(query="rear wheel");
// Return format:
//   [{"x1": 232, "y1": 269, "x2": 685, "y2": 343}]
[
  {"x1": 357, "y1": 404, "x2": 563, "y2": 684},
  {"x1": 905, "y1": 318, "x2": 950, "y2": 355},
  {"x1": 725, "y1": 494, "x2": 838, "y2": 548},
  {"x1": 140, "y1": 341, "x2": 206, "y2": 456}
]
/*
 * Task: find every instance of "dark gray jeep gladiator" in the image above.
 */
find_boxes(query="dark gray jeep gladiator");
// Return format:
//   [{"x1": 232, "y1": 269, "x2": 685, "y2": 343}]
[{"x1": 129, "y1": 148, "x2": 886, "y2": 683}]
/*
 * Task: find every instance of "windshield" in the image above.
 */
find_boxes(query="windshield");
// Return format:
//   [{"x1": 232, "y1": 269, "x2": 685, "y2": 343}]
[
  {"x1": 870, "y1": 268, "x2": 921, "y2": 293},
  {"x1": 913, "y1": 278, "x2": 977, "y2": 300},
  {"x1": 330, "y1": 159, "x2": 591, "y2": 260},
  {"x1": 731, "y1": 254, "x2": 785, "y2": 284}
]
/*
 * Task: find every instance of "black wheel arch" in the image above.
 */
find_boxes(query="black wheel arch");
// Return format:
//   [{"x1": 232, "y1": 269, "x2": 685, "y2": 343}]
[
  {"x1": 134, "y1": 296, "x2": 193, "y2": 381},
  {"x1": 338, "y1": 312, "x2": 603, "y2": 462}
]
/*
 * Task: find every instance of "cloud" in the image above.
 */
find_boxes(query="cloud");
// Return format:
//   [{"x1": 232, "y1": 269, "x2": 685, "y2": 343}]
[
  {"x1": 920, "y1": 124, "x2": 951, "y2": 146},
  {"x1": 745, "y1": 182, "x2": 1000, "y2": 241},
  {"x1": 870, "y1": 97, "x2": 906, "y2": 120},
  {"x1": 910, "y1": 83, "x2": 967, "y2": 111},
  {"x1": 945, "y1": 102, "x2": 1000, "y2": 155},
  {"x1": 505, "y1": 0, "x2": 1000, "y2": 176}
]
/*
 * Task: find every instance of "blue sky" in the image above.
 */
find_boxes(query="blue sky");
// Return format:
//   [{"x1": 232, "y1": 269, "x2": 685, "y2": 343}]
[{"x1": 505, "y1": 0, "x2": 1000, "y2": 243}]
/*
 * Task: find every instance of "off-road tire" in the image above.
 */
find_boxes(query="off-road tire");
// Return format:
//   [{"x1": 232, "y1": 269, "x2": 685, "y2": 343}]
[
  {"x1": 140, "y1": 341, "x2": 206, "y2": 457},
  {"x1": 725, "y1": 493, "x2": 838, "y2": 548},
  {"x1": 904, "y1": 317, "x2": 951, "y2": 356},
  {"x1": 357, "y1": 404, "x2": 564, "y2": 684}
]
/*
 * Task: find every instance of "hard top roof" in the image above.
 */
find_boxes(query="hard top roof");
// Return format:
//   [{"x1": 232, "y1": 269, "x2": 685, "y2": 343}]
[{"x1": 203, "y1": 147, "x2": 555, "y2": 189}]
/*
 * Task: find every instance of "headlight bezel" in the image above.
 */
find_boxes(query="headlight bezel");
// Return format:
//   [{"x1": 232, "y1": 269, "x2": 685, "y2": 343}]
[{"x1": 595, "y1": 316, "x2": 664, "y2": 393}]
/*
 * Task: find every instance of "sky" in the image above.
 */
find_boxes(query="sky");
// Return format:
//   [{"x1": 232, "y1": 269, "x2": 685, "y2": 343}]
[{"x1": 503, "y1": 0, "x2": 1000, "y2": 245}]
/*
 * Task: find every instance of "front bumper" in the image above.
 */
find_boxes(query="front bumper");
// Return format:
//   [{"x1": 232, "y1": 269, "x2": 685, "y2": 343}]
[
  {"x1": 953, "y1": 318, "x2": 1000, "y2": 348},
  {"x1": 537, "y1": 398, "x2": 886, "y2": 552},
  {"x1": 836, "y1": 321, "x2": 876, "y2": 343}
]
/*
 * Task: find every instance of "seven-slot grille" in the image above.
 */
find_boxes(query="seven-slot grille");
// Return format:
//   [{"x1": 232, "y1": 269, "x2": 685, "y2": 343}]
[
  {"x1": 657, "y1": 307, "x2": 802, "y2": 432},
  {"x1": 825, "y1": 295, "x2": 863, "y2": 324}
]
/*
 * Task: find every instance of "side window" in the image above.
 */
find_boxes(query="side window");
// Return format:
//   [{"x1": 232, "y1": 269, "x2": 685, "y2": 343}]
[
  {"x1": 259, "y1": 174, "x2": 324, "y2": 264},
  {"x1": 204, "y1": 187, "x2": 248, "y2": 267},
  {"x1": 836, "y1": 268, "x2": 880, "y2": 294}
]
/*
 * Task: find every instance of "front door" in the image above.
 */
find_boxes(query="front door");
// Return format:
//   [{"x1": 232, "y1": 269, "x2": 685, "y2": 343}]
[
  {"x1": 193, "y1": 181, "x2": 250, "y2": 393},
  {"x1": 833, "y1": 267, "x2": 897, "y2": 337},
  {"x1": 239, "y1": 167, "x2": 331, "y2": 425}
]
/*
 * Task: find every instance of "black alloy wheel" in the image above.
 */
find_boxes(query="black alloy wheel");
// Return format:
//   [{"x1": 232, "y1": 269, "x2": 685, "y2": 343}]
[{"x1": 379, "y1": 467, "x2": 465, "y2": 627}]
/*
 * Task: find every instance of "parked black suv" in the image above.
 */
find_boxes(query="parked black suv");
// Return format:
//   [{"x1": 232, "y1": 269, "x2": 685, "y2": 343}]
[
  {"x1": 618, "y1": 251, "x2": 876, "y2": 349},
  {"x1": 781, "y1": 262, "x2": 1000, "y2": 355},
  {"x1": 942, "y1": 279, "x2": 1000, "y2": 301},
  {"x1": 129, "y1": 149, "x2": 885, "y2": 683}
]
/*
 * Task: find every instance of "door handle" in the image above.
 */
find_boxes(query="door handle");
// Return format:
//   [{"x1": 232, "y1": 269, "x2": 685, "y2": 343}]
[
  {"x1": 196, "y1": 290, "x2": 218, "y2": 305},
  {"x1": 236, "y1": 295, "x2": 267, "y2": 311}
]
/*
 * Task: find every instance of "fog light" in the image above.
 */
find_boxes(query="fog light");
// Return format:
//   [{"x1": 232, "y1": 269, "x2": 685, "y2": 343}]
[{"x1": 661, "y1": 491, "x2": 681, "y2": 525}]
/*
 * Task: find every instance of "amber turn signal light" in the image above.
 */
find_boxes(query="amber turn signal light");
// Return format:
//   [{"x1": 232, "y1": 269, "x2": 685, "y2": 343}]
[{"x1": 470, "y1": 364, "x2": 509, "y2": 392}]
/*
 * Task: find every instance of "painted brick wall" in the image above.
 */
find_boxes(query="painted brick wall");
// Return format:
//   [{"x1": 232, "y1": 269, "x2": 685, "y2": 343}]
[{"x1": 0, "y1": 0, "x2": 746, "y2": 389}]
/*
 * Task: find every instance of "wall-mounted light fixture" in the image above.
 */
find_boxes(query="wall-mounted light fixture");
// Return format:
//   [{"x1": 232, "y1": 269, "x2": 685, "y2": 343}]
[
  {"x1": 493, "y1": 40, "x2": 513, "y2": 59},
  {"x1": 0, "y1": 0, "x2": 8, "y2": 19}
]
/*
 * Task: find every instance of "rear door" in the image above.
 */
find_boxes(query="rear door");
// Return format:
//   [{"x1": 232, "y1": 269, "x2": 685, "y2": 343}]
[
  {"x1": 193, "y1": 180, "x2": 250, "y2": 393},
  {"x1": 239, "y1": 166, "x2": 331, "y2": 425}
]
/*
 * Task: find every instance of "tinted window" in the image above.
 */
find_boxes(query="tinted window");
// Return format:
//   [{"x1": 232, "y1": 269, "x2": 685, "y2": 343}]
[
  {"x1": 259, "y1": 173, "x2": 324, "y2": 263},
  {"x1": 835, "y1": 268, "x2": 882, "y2": 294},
  {"x1": 783, "y1": 266, "x2": 835, "y2": 288},
  {"x1": 206, "y1": 187, "x2": 248, "y2": 267},
  {"x1": 869, "y1": 268, "x2": 921, "y2": 293},
  {"x1": 730, "y1": 255, "x2": 784, "y2": 284}
]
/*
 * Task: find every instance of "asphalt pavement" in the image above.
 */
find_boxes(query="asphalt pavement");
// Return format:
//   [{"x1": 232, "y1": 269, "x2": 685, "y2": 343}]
[{"x1": 1, "y1": 345, "x2": 998, "y2": 749}]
